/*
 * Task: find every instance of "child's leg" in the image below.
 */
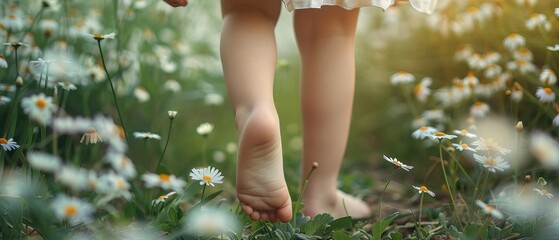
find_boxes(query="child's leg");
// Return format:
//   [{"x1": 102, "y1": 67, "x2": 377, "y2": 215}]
[
  {"x1": 294, "y1": 6, "x2": 371, "y2": 218},
  {"x1": 221, "y1": 0, "x2": 292, "y2": 222}
]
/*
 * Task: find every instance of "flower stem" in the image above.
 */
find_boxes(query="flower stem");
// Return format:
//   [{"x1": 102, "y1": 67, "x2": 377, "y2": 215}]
[
  {"x1": 200, "y1": 184, "x2": 207, "y2": 203},
  {"x1": 156, "y1": 118, "x2": 174, "y2": 172},
  {"x1": 96, "y1": 39, "x2": 128, "y2": 142},
  {"x1": 418, "y1": 193, "x2": 424, "y2": 226},
  {"x1": 438, "y1": 141, "x2": 457, "y2": 214},
  {"x1": 378, "y1": 168, "x2": 395, "y2": 220},
  {"x1": 293, "y1": 163, "x2": 318, "y2": 226}
]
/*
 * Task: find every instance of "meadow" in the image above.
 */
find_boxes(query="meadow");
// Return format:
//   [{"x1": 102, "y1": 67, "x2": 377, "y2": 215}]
[{"x1": 0, "y1": 0, "x2": 558, "y2": 239}]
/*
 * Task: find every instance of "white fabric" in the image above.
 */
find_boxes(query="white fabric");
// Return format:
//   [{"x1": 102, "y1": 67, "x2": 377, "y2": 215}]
[{"x1": 283, "y1": 0, "x2": 438, "y2": 14}]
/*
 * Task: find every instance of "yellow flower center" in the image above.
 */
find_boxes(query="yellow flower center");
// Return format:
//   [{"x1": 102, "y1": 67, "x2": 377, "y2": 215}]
[
  {"x1": 159, "y1": 174, "x2": 170, "y2": 182},
  {"x1": 434, "y1": 131, "x2": 446, "y2": 137},
  {"x1": 116, "y1": 179, "x2": 125, "y2": 189},
  {"x1": 460, "y1": 129, "x2": 469, "y2": 135},
  {"x1": 474, "y1": 101, "x2": 484, "y2": 107},
  {"x1": 467, "y1": 7, "x2": 478, "y2": 13},
  {"x1": 158, "y1": 195, "x2": 166, "y2": 200},
  {"x1": 544, "y1": 87, "x2": 553, "y2": 94},
  {"x1": 35, "y1": 99, "x2": 46, "y2": 109},
  {"x1": 203, "y1": 175, "x2": 212, "y2": 183},
  {"x1": 419, "y1": 126, "x2": 428, "y2": 131},
  {"x1": 0, "y1": 138, "x2": 7, "y2": 144},
  {"x1": 94, "y1": 33, "x2": 103, "y2": 38},
  {"x1": 420, "y1": 186, "x2": 428, "y2": 192},
  {"x1": 461, "y1": 143, "x2": 469, "y2": 149},
  {"x1": 484, "y1": 159, "x2": 496, "y2": 167},
  {"x1": 65, "y1": 204, "x2": 77, "y2": 216},
  {"x1": 414, "y1": 85, "x2": 422, "y2": 93}
]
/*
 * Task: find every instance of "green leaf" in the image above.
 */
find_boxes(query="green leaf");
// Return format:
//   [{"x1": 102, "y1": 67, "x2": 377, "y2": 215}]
[
  {"x1": 372, "y1": 212, "x2": 399, "y2": 240},
  {"x1": 437, "y1": 212, "x2": 447, "y2": 229},
  {"x1": 332, "y1": 230, "x2": 351, "y2": 240},
  {"x1": 327, "y1": 216, "x2": 353, "y2": 232},
  {"x1": 300, "y1": 213, "x2": 334, "y2": 236}
]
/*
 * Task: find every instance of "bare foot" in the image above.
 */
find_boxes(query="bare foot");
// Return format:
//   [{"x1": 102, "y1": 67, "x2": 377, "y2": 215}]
[
  {"x1": 302, "y1": 190, "x2": 371, "y2": 219},
  {"x1": 235, "y1": 107, "x2": 292, "y2": 222}
]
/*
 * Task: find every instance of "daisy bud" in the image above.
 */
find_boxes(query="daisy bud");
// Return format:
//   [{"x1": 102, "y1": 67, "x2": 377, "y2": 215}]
[
  {"x1": 312, "y1": 162, "x2": 319, "y2": 169},
  {"x1": 168, "y1": 110, "x2": 177, "y2": 119},
  {"x1": 16, "y1": 76, "x2": 23, "y2": 88},
  {"x1": 524, "y1": 175, "x2": 531, "y2": 183},
  {"x1": 515, "y1": 121, "x2": 523, "y2": 132}
]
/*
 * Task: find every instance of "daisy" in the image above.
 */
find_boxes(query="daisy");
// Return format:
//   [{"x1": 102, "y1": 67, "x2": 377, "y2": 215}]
[
  {"x1": 0, "y1": 55, "x2": 7, "y2": 68},
  {"x1": 413, "y1": 185, "x2": 435, "y2": 197},
  {"x1": 56, "y1": 166, "x2": 88, "y2": 191},
  {"x1": 484, "y1": 64, "x2": 502, "y2": 79},
  {"x1": 97, "y1": 171, "x2": 132, "y2": 200},
  {"x1": 85, "y1": 32, "x2": 116, "y2": 41},
  {"x1": 507, "y1": 59, "x2": 537, "y2": 74},
  {"x1": 412, "y1": 126, "x2": 438, "y2": 140},
  {"x1": 540, "y1": 69, "x2": 557, "y2": 86},
  {"x1": 382, "y1": 155, "x2": 413, "y2": 171},
  {"x1": 414, "y1": 77, "x2": 432, "y2": 102},
  {"x1": 513, "y1": 48, "x2": 533, "y2": 62},
  {"x1": 553, "y1": 114, "x2": 559, "y2": 127},
  {"x1": 184, "y1": 207, "x2": 241, "y2": 237},
  {"x1": 525, "y1": 13, "x2": 551, "y2": 31},
  {"x1": 164, "y1": 79, "x2": 182, "y2": 92},
  {"x1": 454, "y1": 45, "x2": 473, "y2": 62},
  {"x1": 453, "y1": 129, "x2": 477, "y2": 138},
  {"x1": 471, "y1": 138, "x2": 512, "y2": 155},
  {"x1": 168, "y1": 111, "x2": 178, "y2": 119},
  {"x1": 152, "y1": 191, "x2": 177, "y2": 205},
  {"x1": 57, "y1": 81, "x2": 77, "y2": 91},
  {"x1": 556, "y1": 8, "x2": 559, "y2": 17},
  {"x1": 452, "y1": 142, "x2": 477, "y2": 152},
  {"x1": 134, "y1": 86, "x2": 150, "y2": 103},
  {"x1": 431, "y1": 131, "x2": 458, "y2": 141},
  {"x1": 535, "y1": 87, "x2": 556, "y2": 103},
  {"x1": 197, "y1": 123, "x2": 214, "y2": 137},
  {"x1": 476, "y1": 200, "x2": 503, "y2": 219},
  {"x1": 530, "y1": 131, "x2": 559, "y2": 168},
  {"x1": 27, "y1": 152, "x2": 62, "y2": 173},
  {"x1": 50, "y1": 195, "x2": 94, "y2": 225},
  {"x1": 190, "y1": 166, "x2": 224, "y2": 187},
  {"x1": 142, "y1": 172, "x2": 186, "y2": 192},
  {"x1": 0, "y1": 137, "x2": 19, "y2": 151},
  {"x1": 133, "y1": 132, "x2": 161, "y2": 140},
  {"x1": 205, "y1": 92, "x2": 224, "y2": 106},
  {"x1": 548, "y1": 44, "x2": 559, "y2": 51},
  {"x1": 470, "y1": 101, "x2": 490, "y2": 118},
  {"x1": 503, "y1": 33, "x2": 525, "y2": 51},
  {"x1": 463, "y1": 71, "x2": 479, "y2": 89},
  {"x1": 533, "y1": 188, "x2": 554, "y2": 198},
  {"x1": 467, "y1": 53, "x2": 487, "y2": 70},
  {"x1": 390, "y1": 71, "x2": 415, "y2": 85},
  {"x1": 473, "y1": 154, "x2": 510, "y2": 173},
  {"x1": 0, "y1": 84, "x2": 15, "y2": 92},
  {"x1": 510, "y1": 82, "x2": 523, "y2": 102},
  {"x1": 21, "y1": 93, "x2": 57, "y2": 125},
  {"x1": 484, "y1": 51, "x2": 501, "y2": 64},
  {"x1": 80, "y1": 127, "x2": 103, "y2": 144},
  {"x1": 105, "y1": 152, "x2": 137, "y2": 179}
]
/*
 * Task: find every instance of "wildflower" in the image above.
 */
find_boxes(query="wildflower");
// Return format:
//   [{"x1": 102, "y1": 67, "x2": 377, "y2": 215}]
[
  {"x1": 0, "y1": 96, "x2": 10, "y2": 105},
  {"x1": 484, "y1": 64, "x2": 502, "y2": 79},
  {"x1": 556, "y1": 8, "x2": 559, "y2": 17},
  {"x1": 105, "y1": 152, "x2": 137, "y2": 179},
  {"x1": 0, "y1": 56, "x2": 7, "y2": 68},
  {"x1": 80, "y1": 127, "x2": 103, "y2": 144},
  {"x1": 57, "y1": 81, "x2": 77, "y2": 91},
  {"x1": 467, "y1": 53, "x2": 487, "y2": 70},
  {"x1": 27, "y1": 152, "x2": 62, "y2": 172},
  {"x1": 548, "y1": 44, "x2": 559, "y2": 51},
  {"x1": 205, "y1": 92, "x2": 224, "y2": 106},
  {"x1": 533, "y1": 188, "x2": 554, "y2": 198},
  {"x1": 56, "y1": 166, "x2": 88, "y2": 191},
  {"x1": 382, "y1": 155, "x2": 413, "y2": 171},
  {"x1": 513, "y1": 48, "x2": 533, "y2": 62},
  {"x1": 21, "y1": 93, "x2": 57, "y2": 125},
  {"x1": 134, "y1": 86, "x2": 150, "y2": 103},
  {"x1": 535, "y1": 87, "x2": 556, "y2": 103},
  {"x1": 476, "y1": 200, "x2": 503, "y2": 219},
  {"x1": 503, "y1": 33, "x2": 525, "y2": 51},
  {"x1": 453, "y1": 129, "x2": 477, "y2": 138},
  {"x1": 50, "y1": 195, "x2": 94, "y2": 225},
  {"x1": 97, "y1": 171, "x2": 132, "y2": 200},
  {"x1": 506, "y1": 59, "x2": 537, "y2": 74},
  {"x1": 413, "y1": 185, "x2": 435, "y2": 197},
  {"x1": 2, "y1": 13, "x2": 26, "y2": 31},
  {"x1": 414, "y1": 77, "x2": 432, "y2": 102},
  {"x1": 85, "y1": 32, "x2": 116, "y2": 41},
  {"x1": 412, "y1": 126, "x2": 438, "y2": 140},
  {"x1": 540, "y1": 69, "x2": 557, "y2": 86},
  {"x1": 510, "y1": 82, "x2": 523, "y2": 102},
  {"x1": 471, "y1": 137, "x2": 512, "y2": 155},
  {"x1": 168, "y1": 110, "x2": 177, "y2": 119},
  {"x1": 553, "y1": 114, "x2": 559, "y2": 127},
  {"x1": 525, "y1": 13, "x2": 551, "y2": 31},
  {"x1": 197, "y1": 122, "x2": 214, "y2": 137},
  {"x1": 390, "y1": 71, "x2": 415, "y2": 85},
  {"x1": 0, "y1": 138, "x2": 19, "y2": 151},
  {"x1": 164, "y1": 79, "x2": 182, "y2": 92},
  {"x1": 190, "y1": 166, "x2": 224, "y2": 187},
  {"x1": 463, "y1": 71, "x2": 479, "y2": 89},
  {"x1": 470, "y1": 101, "x2": 490, "y2": 118},
  {"x1": 213, "y1": 150, "x2": 226, "y2": 163},
  {"x1": 153, "y1": 191, "x2": 177, "y2": 205},
  {"x1": 452, "y1": 142, "x2": 477, "y2": 152},
  {"x1": 530, "y1": 131, "x2": 559, "y2": 168},
  {"x1": 431, "y1": 131, "x2": 457, "y2": 141},
  {"x1": 473, "y1": 154, "x2": 510, "y2": 172},
  {"x1": 484, "y1": 51, "x2": 501, "y2": 64},
  {"x1": 454, "y1": 45, "x2": 473, "y2": 62},
  {"x1": 133, "y1": 132, "x2": 161, "y2": 140},
  {"x1": 142, "y1": 172, "x2": 186, "y2": 192}
]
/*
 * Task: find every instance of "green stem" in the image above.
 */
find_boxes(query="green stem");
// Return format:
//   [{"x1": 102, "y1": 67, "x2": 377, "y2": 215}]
[
  {"x1": 438, "y1": 141, "x2": 457, "y2": 214},
  {"x1": 96, "y1": 39, "x2": 128, "y2": 142},
  {"x1": 378, "y1": 168, "x2": 395, "y2": 220},
  {"x1": 200, "y1": 184, "x2": 206, "y2": 203},
  {"x1": 293, "y1": 164, "x2": 318, "y2": 227},
  {"x1": 156, "y1": 118, "x2": 174, "y2": 172},
  {"x1": 418, "y1": 193, "x2": 424, "y2": 226}
]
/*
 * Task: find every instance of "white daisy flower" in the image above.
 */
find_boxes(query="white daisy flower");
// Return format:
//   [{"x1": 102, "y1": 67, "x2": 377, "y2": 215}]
[
  {"x1": 471, "y1": 137, "x2": 512, "y2": 155},
  {"x1": 535, "y1": 87, "x2": 556, "y2": 103},
  {"x1": 21, "y1": 93, "x2": 57, "y2": 125},
  {"x1": 142, "y1": 172, "x2": 186, "y2": 192},
  {"x1": 0, "y1": 137, "x2": 19, "y2": 151},
  {"x1": 205, "y1": 92, "x2": 224, "y2": 106},
  {"x1": 57, "y1": 81, "x2": 77, "y2": 91},
  {"x1": 503, "y1": 33, "x2": 525, "y2": 51},
  {"x1": 390, "y1": 71, "x2": 415, "y2": 85},
  {"x1": 414, "y1": 77, "x2": 432, "y2": 102},
  {"x1": 548, "y1": 44, "x2": 559, "y2": 51},
  {"x1": 530, "y1": 131, "x2": 559, "y2": 168},
  {"x1": 470, "y1": 101, "x2": 490, "y2": 118},
  {"x1": 553, "y1": 114, "x2": 559, "y2": 127},
  {"x1": 190, "y1": 166, "x2": 224, "y2": 187},
  {"x1": 510, "y1": 82, "x2": 523, "y2": 102},
  {"x1": 0, "y1": 96, "x2": 10, "y2": 105},
  {"x1": 80, "y1": 127, "x2": 103, "y2": 144},
  {"x1": 484, "y1": 64, "x2": 502, "y2": 79},
  {"x1": 0, "y1": 84, "x2": 15, "y2": 92},
  {"x1": 184, "y1": 207, "x2": 241, "y2": 237},
  {"x1": 525, "y1": 13, "x2": 551, "y2": 31},
  {"x1": 513, "y1": 48, "x2": 533, "y2": 62},
  {"x1": 506, "y1": 59, "x2": 537, "y2": 74},
  {"x1": 454, "y1": 45, "x2": 474, "y2": 62},
  {"x1": 0, "y1": 56, "x2": 7, "y2": 68},
  {"x1": 85, "y1": 32, "x2": 116, "y2": 41},
  {"x1": 467, "y1": 53, "x2": 487, "y2": 70},
  {"x1": 473, "y1": 154, "x2": 510, "y2": 173},
  {"x1": 56, "y1": 166, "x2": 88, "y2": 191},
  {"x1": 197, "y1": 123, "x2": 214, "y2": 137},
  {"x1": 412, "y1": 126, "x2": 438, "y2": 140},
  {"x1": 134, "y1": 86, "x2": 150, "y2": 103},
  {"x1": 555, "y1": 8, "x2": 559, "y2": 17},
  {"x1": 453, "y1": 129, "x2": 477, "y2": 138},
  {"x1": 50, "y1": 195, "x2": 94, "y2": 225},
  {"x1": 164, "y1": 79, "x2": 182, "y2": 92},
  {"x1": 383, "y1": 155, "x2": 413, "y2": 171},
  {"x1": 476, "y1": 200, "x2": 503, "y2": 219},
  {"x1": 152, "y1": 191, "x2": 177, "y2": 205},
  {"x1": 27, "y1": 152, "x2": 62, "y2": 172},
  {"x1": 452, "y1": 142, "x2": 477, "y2": 152},
  {"x1": 431, "y1": 131, "x2": 458, "y2": 141},
  {"x1": 533, "y1": 188, "x2": 554, "y2": 198},
  {"x1": 463, "y1": 72, "x2": 479, "y2": 88},
  {"x1": 484, "y1": 51, "x2": 501, "y2": 65},
  {"x1": 540, "y1": 69, "x2": 557, "y2": 86},
  {"x1": 97, "y1": 171, "x2": 132, "y2": 200},
  {"x1": 168, "y1": 111, "x2": 178, "y2": 119},
  {"x1": 105, "y1": 152, "x2": 137, "y2": 179},
  {"x1": 133, "y1": 132, "x2": 161, "y2": 140},
  {"x1": 413, "y1": 185, "x2": 435, "y2": 197}
]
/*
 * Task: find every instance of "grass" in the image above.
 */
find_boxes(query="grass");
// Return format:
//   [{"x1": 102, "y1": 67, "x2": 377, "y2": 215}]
[{"x1": 0, "y1": 0, "x2": 559, "y2": 239}]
